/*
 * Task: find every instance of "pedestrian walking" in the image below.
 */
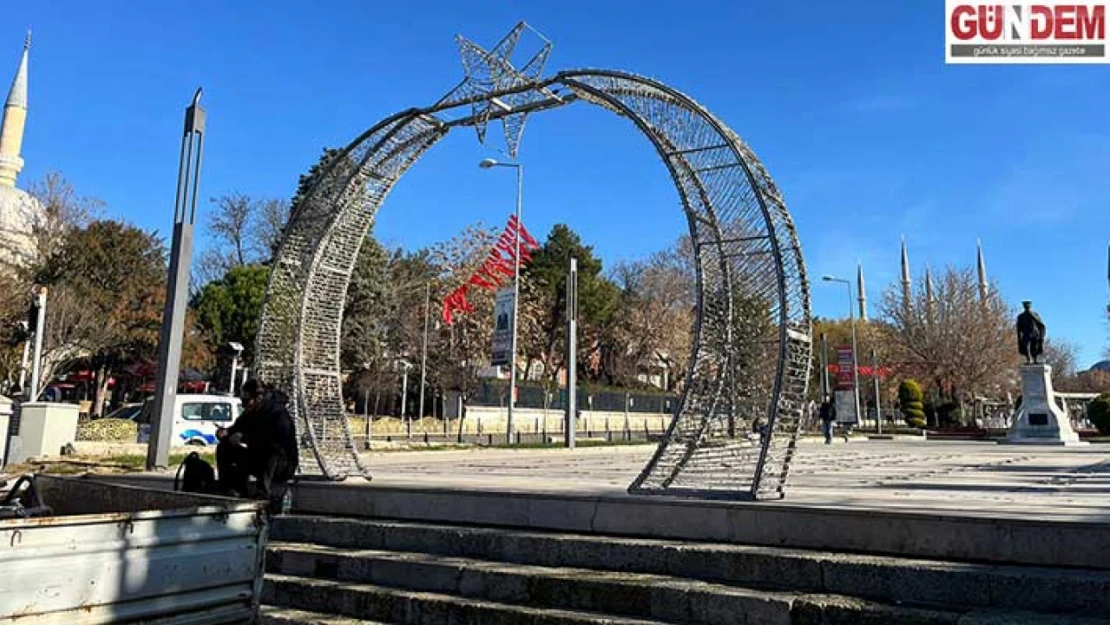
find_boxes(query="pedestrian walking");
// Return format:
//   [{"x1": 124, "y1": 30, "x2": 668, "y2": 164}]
[{"x1": 819, "y1": 395, "x2": 837, "y2": 444}]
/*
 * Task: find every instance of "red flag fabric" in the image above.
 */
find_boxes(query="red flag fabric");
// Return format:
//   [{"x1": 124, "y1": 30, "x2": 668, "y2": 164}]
[
  {"x1": 468, "y1": 274, "x2": 498, "y2": 290},
  {"x1": 440, "y1": 215, "x2": 540, "y2": 326},
  {"x1": 494, "y1": 240, "x2": 518, "y2": 263},
  {"x1": 441, "y1": 286, "x2": 474, "y2": 325},
  {"x1": 475, "y1": 261, "x2": 505, "y2": 288},
  {"x1": 497, "y1": 232, "x2": 533, "y2": 263},
  {"x1": 507, "y1": 215, "x2": 540, "y2": 250},
  {"x1": 485, "y1": 251, "x2": 515, "y2": 277}
]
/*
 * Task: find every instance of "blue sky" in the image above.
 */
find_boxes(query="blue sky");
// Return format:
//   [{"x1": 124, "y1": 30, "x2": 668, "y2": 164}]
[{"x1": 4, "y1": 1, "x2": 1110, "y2": 366}]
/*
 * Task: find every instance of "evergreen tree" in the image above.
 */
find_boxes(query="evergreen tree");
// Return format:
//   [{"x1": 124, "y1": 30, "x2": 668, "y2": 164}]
[
  {"x1": 192, "y1": 264, "x2": 271, "y2": 365},
  {"x1": 35, "y1": 220, "x2": 166, "y2": 414},
  {"x1": 521, "y1": 224, "x2": 619, "y2": 383}
]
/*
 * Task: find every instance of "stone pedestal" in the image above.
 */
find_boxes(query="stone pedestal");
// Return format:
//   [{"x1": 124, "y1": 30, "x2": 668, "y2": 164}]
[
  {"x1": 1003, "y1": 364, "x2": 1087, "y2": 446},
  {"x1": 8, "y1": 401, "x2": 80, "y2": 463}
]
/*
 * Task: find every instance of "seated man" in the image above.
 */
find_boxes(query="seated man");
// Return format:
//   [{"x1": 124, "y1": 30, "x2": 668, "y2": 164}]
[{"x1": 216, "y1": 379, "x2": 298, "y2": 512}]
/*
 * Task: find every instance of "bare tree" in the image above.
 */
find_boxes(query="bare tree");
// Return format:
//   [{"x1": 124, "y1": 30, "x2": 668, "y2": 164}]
[
  {"x1": 35, "y1": 286, "x2": 101, "y2": 395},
  {"x1": 258, "y1": 199, "x2": 291, "y2": 261},
  {"x1": 193, "y1": 249, "x2": 230, "y2": 291},
  {"x1": 605, "y1": 241, "x2": 695, "y2": 389},
  {"x1": 209, "y1": 193, "x2": 254, "y2": 267},
  {"x1": 22, "y1": 172, "x2": 102, "y2": 270},
  {"x1": 0, "y1": 173, "x2": 103, "y2": 391},
  {"x1": 879, "y1": 266, "x2": 1019, "y2": 413},
  {"x1": 198, "y1": 193, "x2": 291, "y2": 286},
  {"x1": 426, "y1": 224, "x2": 500, "y2": 423},
  {"x1": 1042, "y1": 338, "x2": 1079, "y2": 381},
  {"x1": 1058, "y1": 369, "x2": 1110, "y2": 394}
]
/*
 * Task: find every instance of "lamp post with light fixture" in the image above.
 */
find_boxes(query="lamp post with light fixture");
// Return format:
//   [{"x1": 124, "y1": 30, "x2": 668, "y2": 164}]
[
  {"x1": 479, "y1": 157, "x2": 523, "y2": 444},
  {"x1": 822, "y1": 274, "x2": 862, "y2": 428}
]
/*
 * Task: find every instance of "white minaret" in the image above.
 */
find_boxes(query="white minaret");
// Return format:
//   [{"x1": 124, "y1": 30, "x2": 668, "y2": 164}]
[
  {"x1": 900, "y1": 236, "x2": 912, "y2": 308},
  {"x1": 856, "y1": 261, "x2": 867, "y2": 322},
  {"x1": 0, "y1": 32, "x2": 29, "y2": 188},
  {"x1": 977, "y1": 238, "x2": 989, "y2": 302}
]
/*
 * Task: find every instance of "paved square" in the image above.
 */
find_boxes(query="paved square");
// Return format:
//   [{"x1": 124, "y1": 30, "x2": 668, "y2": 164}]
[{"x1": 360, "y1": 440, "x2": 1110, "y2": 521}]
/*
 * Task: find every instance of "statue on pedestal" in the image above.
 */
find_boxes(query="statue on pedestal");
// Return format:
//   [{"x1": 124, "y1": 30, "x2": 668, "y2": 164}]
[{"x1": 1015, "y1": 301, "x2": 1046, "y2": 365}]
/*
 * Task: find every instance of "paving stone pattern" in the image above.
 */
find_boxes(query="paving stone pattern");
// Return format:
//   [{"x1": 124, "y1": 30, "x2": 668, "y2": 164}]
[{"x1": 359, "y1": 440, "x2": 1110, "y2": 520}]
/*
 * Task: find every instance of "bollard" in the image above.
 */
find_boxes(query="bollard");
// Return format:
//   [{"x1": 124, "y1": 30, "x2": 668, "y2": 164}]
[
  {"x1": 488, "y1": 433, "x2": 493, "y2": 446},
  {"x1": 423, "y1": 432, "x2": 429, "y2": 444},
  {"x1": 516, "y1": 431, "x2": 521, "y2": 445}
]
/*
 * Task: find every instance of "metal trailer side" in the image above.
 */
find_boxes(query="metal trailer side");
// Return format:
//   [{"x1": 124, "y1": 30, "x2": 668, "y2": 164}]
[{"x1": 0, "y1": 475, "x2": 268, "y2": 624}]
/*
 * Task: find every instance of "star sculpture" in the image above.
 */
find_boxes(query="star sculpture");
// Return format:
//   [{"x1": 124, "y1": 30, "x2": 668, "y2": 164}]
[{"x1": 443, "y1": 22, "x2": 556, "y2": 158}]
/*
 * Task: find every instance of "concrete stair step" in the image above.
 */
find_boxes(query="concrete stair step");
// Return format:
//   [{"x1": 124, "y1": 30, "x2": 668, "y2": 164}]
[
  {"x1": 267, "y1": 542, "x2": 797, "y2": 625},
  {"x1": 271, "y1": 515, "x2": 1110, "y2": 617},
  {"x1": 263, "y1": 557, "x2": 1110, "y2": 625},
  {"x1": 263, "y1": 573, "x2": 675, "y2": 625},
  {"x1": 260, "y1": 605, "x2": 391, "y2": 624}
]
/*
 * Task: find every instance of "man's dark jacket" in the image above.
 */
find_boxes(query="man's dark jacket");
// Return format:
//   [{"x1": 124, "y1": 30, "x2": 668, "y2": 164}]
[{"x1": 227, "y1": 390, "x2": 299, "y2": 470}]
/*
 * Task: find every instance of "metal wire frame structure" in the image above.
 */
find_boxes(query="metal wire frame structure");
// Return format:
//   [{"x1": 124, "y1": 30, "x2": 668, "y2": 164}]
[{"x1": 254, "y1": 68, "x2": 812, "y2": 499}]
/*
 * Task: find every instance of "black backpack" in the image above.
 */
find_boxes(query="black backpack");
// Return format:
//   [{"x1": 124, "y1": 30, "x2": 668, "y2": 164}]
[{"x1": 175, "y1": 451, "x2": 217, "y2": 494}]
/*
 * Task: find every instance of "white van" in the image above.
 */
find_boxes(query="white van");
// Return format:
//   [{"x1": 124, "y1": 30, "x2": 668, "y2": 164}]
[{"x1": 136, "y1": 394, "x2": 243, "y2": 446}]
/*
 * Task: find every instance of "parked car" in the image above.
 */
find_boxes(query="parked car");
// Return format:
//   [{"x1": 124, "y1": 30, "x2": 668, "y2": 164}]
[{"x1": 136, "y1": 394, "x2": 243, "y2": 446}]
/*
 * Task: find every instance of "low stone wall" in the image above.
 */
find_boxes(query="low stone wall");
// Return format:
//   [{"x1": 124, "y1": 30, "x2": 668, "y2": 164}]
[{"x1": 350, "y1": 407, "x2": 671, "y2": 436}]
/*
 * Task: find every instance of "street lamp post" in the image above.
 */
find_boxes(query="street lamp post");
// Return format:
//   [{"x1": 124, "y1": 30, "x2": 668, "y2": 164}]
[
  {"x1": 17, "y1": 321, "x2": 29, "y2": 396},
  {"x1": 418, "y1": 283, "x2": 431, "y2": 423},
  {"x1": 871, "y1": 347, "x2": 883, "y2": 435},
  {"x1": 479, "y1": 157, "x2": 523, "y2": 445},
  {"x1": 822, "y1": 275, "x2": 862, "y2": 429},
  {"x1": 148, "y1": 88, "x2": 205, "y2": 471},
  {"x1": 28, "y1": 288, "x2": 46, "y2": 400},
  {"x1": 227, "y1": 342, "x2": 243, "y2": 396},
  {"x1": 398, "y1": 359, "x2": 413, "y2": 439}
]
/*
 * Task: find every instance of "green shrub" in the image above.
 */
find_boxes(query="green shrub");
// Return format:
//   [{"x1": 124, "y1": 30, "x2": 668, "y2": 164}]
[
  {"x1": 898, "y1": 379, "x2": 923, "y2": 405},
  {"x1": 1089, "y1": 395, "x2": 1110, "y2": 435},
  {"x1": 898, "y1": 379, "x2": 927, "y2": 428}
]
